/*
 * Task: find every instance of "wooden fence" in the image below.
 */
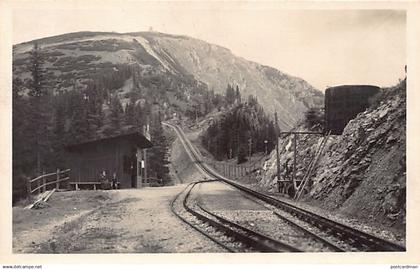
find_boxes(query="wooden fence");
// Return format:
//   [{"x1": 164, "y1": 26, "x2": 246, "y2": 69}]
[
  {"x1": 27, "y1": 169, "x2": 71, "y2": 195},
  {"x1": 211, "y1": 162, "x2": 257, "y2": 179}
]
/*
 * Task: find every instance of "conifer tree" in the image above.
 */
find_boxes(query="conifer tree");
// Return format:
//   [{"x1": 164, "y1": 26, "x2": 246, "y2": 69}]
[
  {"x1": 225, "y1": 84, "x2": 236, "y2": 105},
  {"x1": 27, "y1": 42, "x2": 52, "y2": 175},
  {"x1": 12, "y1": 74, "x2": 30, "y2": 175},
  {"x1": 235, "y1": 85, "x2": 241, "y2": 103},
  {"x1": 202, "y1": 91, "x2": 277, "y2": 161},
  {"x1": 124, "y1": 97, "x2": 137, "y2": 128},
  {"x1": 147, "y1": 111, "x2": 170, "y2": 185},
  {"x1": 48, "y1": 97, "x2": 72, "y2": 170},
  {"x1": 68, "y1": 92, "x2": 90, "y2": 143},
  {"x1": 102, "y1": 95, "x2": 124, "y2": 136}
]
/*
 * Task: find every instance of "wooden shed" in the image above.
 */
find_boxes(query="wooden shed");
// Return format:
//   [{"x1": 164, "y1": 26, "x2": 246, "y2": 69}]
[{"x1": 65, "y1": 132, "x2": 153, "y2": 189}]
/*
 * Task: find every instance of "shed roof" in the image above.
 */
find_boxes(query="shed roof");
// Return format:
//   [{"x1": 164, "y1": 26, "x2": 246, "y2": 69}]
[{"x1": 66, "y1": 132, "x2": 153, "y2": 151}]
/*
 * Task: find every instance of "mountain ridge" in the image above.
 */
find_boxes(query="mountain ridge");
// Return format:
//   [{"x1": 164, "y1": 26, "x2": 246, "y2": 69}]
[{"x1": 13, "y1": 30, "x2": 323, "y2": 129}]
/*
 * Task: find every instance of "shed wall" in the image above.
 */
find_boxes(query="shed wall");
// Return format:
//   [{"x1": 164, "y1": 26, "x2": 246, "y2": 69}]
[{"x1": 66, "y1": 139, "x2": 137, "y2": 188}]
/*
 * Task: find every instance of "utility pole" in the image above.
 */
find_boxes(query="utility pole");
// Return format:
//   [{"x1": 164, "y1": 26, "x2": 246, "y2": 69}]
[
  {"x1": 195, "y1": 108, "x2": 198, "y2": 125},
  {"x1": 264, "y1": 140, "x2": 268, "y2": 155},
  {"x1": 143, "y1": 148, "x2": 148, "y2": 185},
  {"x1": 274, "y1": 111, "x2": 281, "y2": 192},
  {"x1": 248, "y1": 138, "x2": 252, "y2": 158},
  {"x1": 265, "y1": 123, "x2": 269, "y2": 155},
  {"x1": 237, "y1": 120, "x2": 240, "y2": 162},
  {"x1": 293, "y1": 134, "x2": 298, "y2": 191}
]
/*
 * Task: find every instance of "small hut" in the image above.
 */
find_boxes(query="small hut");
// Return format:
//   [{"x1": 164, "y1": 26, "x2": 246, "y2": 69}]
[{"x1": 65, "y1": 132, "x2": 153, "y2": 189}]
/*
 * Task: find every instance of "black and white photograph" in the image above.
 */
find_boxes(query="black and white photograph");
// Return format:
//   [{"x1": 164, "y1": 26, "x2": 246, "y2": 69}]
[{"x1": 1, "y1": 0, "x2": 419, "y2": 266}]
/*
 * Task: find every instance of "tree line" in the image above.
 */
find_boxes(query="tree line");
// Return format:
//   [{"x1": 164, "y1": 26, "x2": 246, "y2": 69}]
[
  {"x1": 201, "y1": 86, "x2": 279, "y2": 163},
  {"x1": 12, "y1": 43, "x2": 175, "y2": 202},
  {"x1": 12, "y1": 42, "x2": 280, "y2": 202}
]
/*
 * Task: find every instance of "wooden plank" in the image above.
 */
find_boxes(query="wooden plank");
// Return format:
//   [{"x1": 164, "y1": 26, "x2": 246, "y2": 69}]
[
  {"x1": 59, "y1": 168, "x2": 71, "y2": 173},
  {"x1": 29, "y1": 172, "x2": 56, "y2": 183},
  {"x1": 42, "y1": 177, "x2": 46, "y2": 192},
  {"x1": 43, "y1": 188, "x2": 56, "y2": 202},
  {"x1": 35, "y1": 176, "x2": 69, "y2": 190},
  {"x1": 28, "y1": 169, "x2": 71, "y2": 193},
  {"x1": 25, "y1": 190, "x2": 50, "y2": 209}
]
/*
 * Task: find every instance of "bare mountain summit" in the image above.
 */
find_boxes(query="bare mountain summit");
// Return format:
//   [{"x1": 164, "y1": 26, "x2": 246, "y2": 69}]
[{"x1": 13, "y1": 31, "x2": 323, "y2": 129}]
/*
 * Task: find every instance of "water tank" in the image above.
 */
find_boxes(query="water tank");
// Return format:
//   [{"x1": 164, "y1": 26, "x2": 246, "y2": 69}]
[{"x1": 325, "y1": 85, "x2": 380, "y2": 135}]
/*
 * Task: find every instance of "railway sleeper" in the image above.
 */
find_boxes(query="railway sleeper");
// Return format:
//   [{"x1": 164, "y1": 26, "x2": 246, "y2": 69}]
[{"x1": 198, "y1": 205, "x2": 302, "y2": 253}]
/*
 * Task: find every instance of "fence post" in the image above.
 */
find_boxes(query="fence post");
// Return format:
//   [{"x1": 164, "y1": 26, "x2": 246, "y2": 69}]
[
  {"x1": 43, "y1": 176, "x2": 46, "y2": 192},
  {"x1": 56, "y1": 168, "x2": 60, "y2": 189},
  {"x1": 38, "y1": 178, "x2": 41, "y2": 194},
  {"x1": 26, "y1": 177, "x2": 31, "y2": 196}
]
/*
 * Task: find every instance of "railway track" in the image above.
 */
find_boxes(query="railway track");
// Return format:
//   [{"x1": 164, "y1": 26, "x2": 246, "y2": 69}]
[
  {"x1": 171, "y1": 180, "x2": 302, "y2": 252},
  {"x1": 164, "y1": 122, "x2": 406, "y2": 252}
]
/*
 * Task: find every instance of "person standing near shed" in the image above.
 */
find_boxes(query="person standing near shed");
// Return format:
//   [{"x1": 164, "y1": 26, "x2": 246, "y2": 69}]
[
  {"x1": 100, "y1": 170, "x2": 108, "y2": 190},
  {"x1": 112, "y1": 172, "x2": 118, "y2": 189}
]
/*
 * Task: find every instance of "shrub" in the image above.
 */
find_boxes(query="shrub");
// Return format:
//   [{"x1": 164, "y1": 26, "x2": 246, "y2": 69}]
[{"x1": 304, "y1": 107, "x2": 324, "y2": 131}]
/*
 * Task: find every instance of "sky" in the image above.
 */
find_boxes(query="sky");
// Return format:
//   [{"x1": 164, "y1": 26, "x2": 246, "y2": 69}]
[{"x1": 12, "y1": 3, "x2": 406, "y2": 91}]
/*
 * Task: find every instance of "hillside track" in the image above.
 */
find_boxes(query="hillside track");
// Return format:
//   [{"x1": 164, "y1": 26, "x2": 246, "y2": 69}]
[{"x1": 164, "y1": 122, "x2": 406, "y2": 252}]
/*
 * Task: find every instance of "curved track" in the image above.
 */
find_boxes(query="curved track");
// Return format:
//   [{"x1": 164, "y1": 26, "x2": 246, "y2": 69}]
[
  {"x1": 164, "y1": 122, "x2": 405, "y2": 252},
  {"x1": 171, "y1": 180, "x2": 302, "y2": 252}
]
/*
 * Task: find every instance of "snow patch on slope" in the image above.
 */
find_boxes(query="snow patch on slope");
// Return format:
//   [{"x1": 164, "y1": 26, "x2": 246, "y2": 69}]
[{"x1": 132, "y1": 37, "x2": 171, "y2": 71}]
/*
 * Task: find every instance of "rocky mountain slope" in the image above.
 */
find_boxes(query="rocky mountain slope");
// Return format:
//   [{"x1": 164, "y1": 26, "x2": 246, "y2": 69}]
[
  {"x1": 13, "y1": 31, "x2": 323, "y2": 129},
  {"x1": 258, "y1": 80, "x2": 406, "y2": 230}
]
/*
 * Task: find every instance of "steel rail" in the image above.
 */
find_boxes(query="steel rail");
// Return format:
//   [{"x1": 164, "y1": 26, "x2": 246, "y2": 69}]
[
  {"x1": 271, "y1": 211, "x2": 345, "y2": 252},
  {"x1": 181, "y1": 181, "x2": 301, "y2": 252},
  {"x1": 164, "y1": 121, "x2": 406, "y2": 252},
  {"x1": 170, "y1": 181, "x2": 235, "y2": 252},
  {"x1": 197, "y1": 204, "x2": 301, "y2": 252}
]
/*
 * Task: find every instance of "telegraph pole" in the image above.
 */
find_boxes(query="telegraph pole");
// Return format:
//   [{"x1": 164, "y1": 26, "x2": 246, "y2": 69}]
[
  {"x1": 264, "y1": 140, "x2": 268, "y2": 155},
  {"x1": 293, "y1": 133, "x2": 297, "y2": 190},
  {"x1": 248, "y1": 138, "x2": 252, "y2": 158},
  {"x1": 274, "y1": 111, "x2": 281, "y2": 192}
]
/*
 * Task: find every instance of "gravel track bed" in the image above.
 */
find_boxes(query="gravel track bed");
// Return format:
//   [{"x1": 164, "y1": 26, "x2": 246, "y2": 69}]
[
  {"x1": 210, "y1": 209, "x2": 331, "y2": 252},
  {"x1": 272, "y1": 194, "x2": 405, "y2": 245},
  {"x1": 171, "y1": 183, "x2": 246, "y2": 252},
  {"x1": 249, "y1": 184, "x2": 404, "y2": 246},
  {"x1": 195, "y1": 181, "x2": 267, "y2": 211},
  {"x1": 194, "y1": 181, "x2": 342, "y2": 252},
  {"x1": 227, "y1": 189, "x2": 356, "y2": 251}
]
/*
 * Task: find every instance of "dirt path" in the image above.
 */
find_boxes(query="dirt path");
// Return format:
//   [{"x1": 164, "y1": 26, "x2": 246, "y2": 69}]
[{"x1": 13, "y1": 186, "x2": 225, "y2": 253}]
